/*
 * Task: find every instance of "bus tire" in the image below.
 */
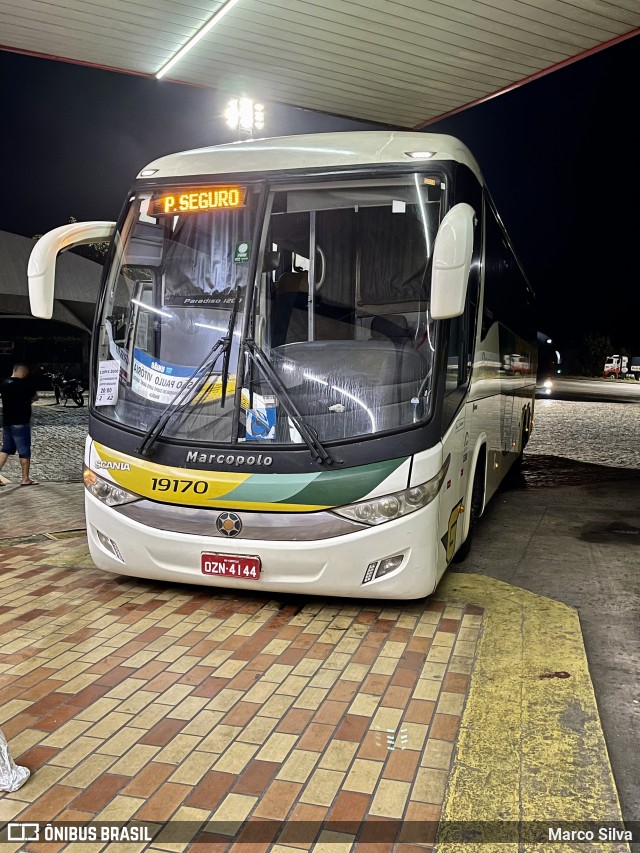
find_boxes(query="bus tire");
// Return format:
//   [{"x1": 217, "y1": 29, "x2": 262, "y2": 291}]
[{"x1": 453, "y1": 457, "x2": 484, "y2": 563}]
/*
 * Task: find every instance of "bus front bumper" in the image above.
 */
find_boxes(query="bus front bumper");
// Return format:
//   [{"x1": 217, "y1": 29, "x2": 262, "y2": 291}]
[{"x1": 85, "y1": 492, "x2": 440, "y2": 600}]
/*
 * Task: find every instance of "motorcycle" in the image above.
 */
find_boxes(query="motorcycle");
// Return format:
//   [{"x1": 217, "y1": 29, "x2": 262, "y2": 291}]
[{"x1": 44, "y1": 371, "x2": 85, "y2": 407}]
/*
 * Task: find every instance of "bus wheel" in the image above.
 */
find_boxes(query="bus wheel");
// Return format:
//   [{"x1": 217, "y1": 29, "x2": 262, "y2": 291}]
[{"x1": 453, "y1": 460, "x2": 484, "y2": 563}]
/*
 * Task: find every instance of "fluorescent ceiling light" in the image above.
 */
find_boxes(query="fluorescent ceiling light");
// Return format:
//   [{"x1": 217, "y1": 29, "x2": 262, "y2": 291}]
[{"x1": 156, "y1": 0, "x2": 243, "y2": 80}]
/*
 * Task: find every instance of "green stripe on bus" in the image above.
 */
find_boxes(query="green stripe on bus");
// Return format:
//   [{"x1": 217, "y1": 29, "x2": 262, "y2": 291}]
[{"x1": 285, "y1": 457, "x2": 408, "y2": 508}]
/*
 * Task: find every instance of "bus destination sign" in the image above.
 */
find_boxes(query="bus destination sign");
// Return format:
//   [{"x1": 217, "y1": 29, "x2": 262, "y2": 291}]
[{"x1": 149, "y1": 186, "x2": 247, "y2": 216}]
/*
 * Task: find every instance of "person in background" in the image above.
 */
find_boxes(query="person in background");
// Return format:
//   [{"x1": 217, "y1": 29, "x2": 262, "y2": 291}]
[
  {"x1": 0, "y1": 363, "x2": 39, "y2": 486},
  {"x1": 0, "y1": 728, "x2": 30, "y2": 791}
]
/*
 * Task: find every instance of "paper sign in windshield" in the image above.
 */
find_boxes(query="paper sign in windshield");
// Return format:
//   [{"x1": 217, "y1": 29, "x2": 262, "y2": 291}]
[
  {"x1": 96, "y1": 361, "x2": 119, "y2": 407},
  {"x1": 131, "y1": 349, "x2": 197, "y2": 404}
]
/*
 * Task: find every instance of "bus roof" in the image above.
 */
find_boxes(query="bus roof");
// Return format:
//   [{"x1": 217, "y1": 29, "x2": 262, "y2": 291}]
[{"x1": 137, "y1": 132, "x2": 483, "y2": 184}]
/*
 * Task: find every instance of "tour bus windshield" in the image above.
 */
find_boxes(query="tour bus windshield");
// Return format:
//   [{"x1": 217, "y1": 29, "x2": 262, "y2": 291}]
[{"x1": 95, "y1": 174, "x2": 443, "y2": 446}]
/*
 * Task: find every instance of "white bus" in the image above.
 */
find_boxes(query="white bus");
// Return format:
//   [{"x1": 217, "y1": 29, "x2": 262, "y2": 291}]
[{"x1": 29, "y1": 132, "x2": 536, "y2": 599}]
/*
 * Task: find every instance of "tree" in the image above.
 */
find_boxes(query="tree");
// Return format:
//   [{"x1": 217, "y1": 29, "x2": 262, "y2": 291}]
[{"x1": 580, "y1": 332, "x2": 614, "y2": 376}]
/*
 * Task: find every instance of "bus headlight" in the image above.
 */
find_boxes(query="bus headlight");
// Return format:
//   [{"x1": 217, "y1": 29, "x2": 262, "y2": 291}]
[
  {"x1": 83, "y1": 469, "x2": 140, "y2": 507},
  {"x1": 333, "y1": 455, "x2": 450, "y2": 526}
]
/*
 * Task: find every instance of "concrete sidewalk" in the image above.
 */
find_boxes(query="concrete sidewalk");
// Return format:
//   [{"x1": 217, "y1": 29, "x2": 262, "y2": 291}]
[{"x1": 457, "y1": 459, "x2": 640, "y2": 824}]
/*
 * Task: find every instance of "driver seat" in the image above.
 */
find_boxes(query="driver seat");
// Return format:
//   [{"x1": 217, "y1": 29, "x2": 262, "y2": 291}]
[{"x1": 272, "y1": 271, "x2": 309, "y2": 347}]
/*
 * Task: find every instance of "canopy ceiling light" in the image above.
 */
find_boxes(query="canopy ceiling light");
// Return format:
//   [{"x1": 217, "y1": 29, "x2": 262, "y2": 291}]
[{"x1": 155, "y1": 0, "x2": 243, "y2": 80}]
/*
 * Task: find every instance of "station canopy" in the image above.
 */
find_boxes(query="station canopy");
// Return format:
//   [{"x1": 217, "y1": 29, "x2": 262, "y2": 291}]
[
  {"x1": 1, "y1": 0, "x2": 638, "y2": 127},
  {"x1": 0, "y1": 231, "x2": 102, "y2": 332}
]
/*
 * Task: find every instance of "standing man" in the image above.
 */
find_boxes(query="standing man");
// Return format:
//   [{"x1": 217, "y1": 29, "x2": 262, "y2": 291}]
[{"x1": 0, "y1": 364, "x2": 38, "y2": 486}]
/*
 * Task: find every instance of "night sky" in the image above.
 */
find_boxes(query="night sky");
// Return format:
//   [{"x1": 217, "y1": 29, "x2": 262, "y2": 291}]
[
  {"x1": 426, "y1": 33, "x2": 639, "y2": 354},
  {"x1": 2, "y1": 34, "x2": 638, "y2": 352}
]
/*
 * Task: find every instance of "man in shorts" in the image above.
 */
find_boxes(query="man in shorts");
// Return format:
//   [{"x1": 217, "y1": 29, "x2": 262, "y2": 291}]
[{"x1": 0, "y1": 363, "x2": 38, "y2": 486}]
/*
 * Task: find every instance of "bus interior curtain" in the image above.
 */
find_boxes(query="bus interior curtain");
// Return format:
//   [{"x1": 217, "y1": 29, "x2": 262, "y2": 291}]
[
  {"x1": 357, "y1": 207, "x2": 429, "y2": 307},
  {"x1": 161, "y1": 209, "x2": 252, "y2": 299},
  {"x1": 315, "y1": 209, "x2": 354, "y2": 309}
]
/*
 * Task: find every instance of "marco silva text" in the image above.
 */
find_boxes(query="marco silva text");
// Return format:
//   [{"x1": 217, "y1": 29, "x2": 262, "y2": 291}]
[{"x1": 548, "y1": 827, "x2": 633, "y2": 842}]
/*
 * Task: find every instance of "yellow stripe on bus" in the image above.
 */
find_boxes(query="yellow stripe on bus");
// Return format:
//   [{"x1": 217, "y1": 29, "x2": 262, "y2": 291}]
[{"x1": 92, "y1": 442, "x2": 251, "y2": 503}]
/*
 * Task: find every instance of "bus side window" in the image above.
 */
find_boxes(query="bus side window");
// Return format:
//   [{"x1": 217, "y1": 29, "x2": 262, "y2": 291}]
[
  {"x1": 482, "y1": 202, "x2": 503, "y2": 339},
  {"x1": 482, "y1": 197, "x2": 532, "y2": 342}
]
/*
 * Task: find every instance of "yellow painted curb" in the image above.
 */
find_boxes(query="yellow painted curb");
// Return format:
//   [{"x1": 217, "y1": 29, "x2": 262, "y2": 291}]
[{"x1": 436, "y1": 573, "x2": 629, "y2": 853}]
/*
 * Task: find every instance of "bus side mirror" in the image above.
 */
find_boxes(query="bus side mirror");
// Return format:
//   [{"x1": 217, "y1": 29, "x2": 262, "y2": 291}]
[
  {"x1": 28, "y1": 221, "x2": 116, "y2": 318},
  {"x1": 430, "y1": 203, "x2": 475, "y2": 320}
]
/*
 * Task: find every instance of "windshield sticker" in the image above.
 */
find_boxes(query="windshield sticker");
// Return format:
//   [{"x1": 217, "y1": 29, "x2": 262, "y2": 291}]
[
  {"x1": 164, "y1": 293, "x2": 245, "y2": 309},
  {"x1": 234, "y1": 242, "x2": 251, "y2": 263},
  {"x1": 392, "y1": 200, "x2": 406, "y2": 213},
  {"x1": 246, "y1": 394, "x2": 277, "y2": 440},
  {"x1": 131, "y1": 349, "x2": 198, "y2": 404},
  {"x1": 96, "y1": 361, "x2": 119, "y2": 407}
]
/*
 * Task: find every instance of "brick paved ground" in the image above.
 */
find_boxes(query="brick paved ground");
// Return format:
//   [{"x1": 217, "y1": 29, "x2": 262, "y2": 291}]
[{"x1": 0, "y1": 535, "x2": 482, "y2": 851}]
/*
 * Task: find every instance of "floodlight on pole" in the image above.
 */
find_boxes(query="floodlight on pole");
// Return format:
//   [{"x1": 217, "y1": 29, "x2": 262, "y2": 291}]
[{"x1": 225, "y1": 98, "x2": 265, "y2": 139}]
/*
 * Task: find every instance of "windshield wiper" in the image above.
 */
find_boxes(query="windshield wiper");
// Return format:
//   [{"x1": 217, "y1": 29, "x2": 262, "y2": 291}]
[
  {"x1": 243, "y1": 340, "x2": 334, "y2": 465},
  {"x1": 219, "y1": 286, "x2": 243, "y2": 408},
  {"x1": 137, "y1": 290, "x2": 245, "y2": 456},
  {"x1": 137, "y1": 338, "x2": 228, "y2": 457}
]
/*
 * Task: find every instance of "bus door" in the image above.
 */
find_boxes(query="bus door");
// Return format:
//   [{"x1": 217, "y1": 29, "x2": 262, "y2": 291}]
[
  {"x1": 439, "y1": 409, "x2": 467, "y2": 571},
  {"x1": 438, "y1": 313, "x2": 473, "y2": 571},
  {"x1": 437, "y1": 196, "x2": 480, "y2": 569}
]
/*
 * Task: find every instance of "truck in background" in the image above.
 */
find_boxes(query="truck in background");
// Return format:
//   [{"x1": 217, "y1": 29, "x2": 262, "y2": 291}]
[
  {"x1": 604, "y1": 354, "x2": 640, "y2": 380},
  {"x1": 503, "y1": 353, "x2": 530, "y2": 375}
]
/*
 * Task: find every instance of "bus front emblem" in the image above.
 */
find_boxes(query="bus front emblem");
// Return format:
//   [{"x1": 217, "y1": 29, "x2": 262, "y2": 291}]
[{"x1": 217, "y1": 512, "x2": 242, "y2": 537}]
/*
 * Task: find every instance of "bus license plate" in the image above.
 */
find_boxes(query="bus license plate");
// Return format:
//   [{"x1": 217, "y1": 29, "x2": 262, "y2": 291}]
[{"x1": 201, "y1": 554, "x2": 261, "y2": 580}]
